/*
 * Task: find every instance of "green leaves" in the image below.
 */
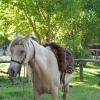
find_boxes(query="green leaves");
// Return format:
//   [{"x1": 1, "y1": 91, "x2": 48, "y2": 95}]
[{"x1": 0, "y1": 0, "x2": 99, "y2": 57}]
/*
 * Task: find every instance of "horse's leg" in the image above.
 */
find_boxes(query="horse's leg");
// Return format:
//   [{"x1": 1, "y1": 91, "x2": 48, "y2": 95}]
[
  {"x1": 31, "y1": 71, "x2": 41, "y2": 100},
  {"x1": 34, "y1": 90, "x2": 41, "y2": 100},
  {"x1": 51, "y1": 87, "x2": 58, "y2": 100},
  {"x1": 62, "y1": 84, "x2": 69, "y2": 100}
]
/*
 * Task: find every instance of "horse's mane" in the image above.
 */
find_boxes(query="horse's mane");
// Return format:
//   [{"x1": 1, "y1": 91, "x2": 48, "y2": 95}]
[
  {"x1": 43, "y1": 43, "x2": 74, "y2": 74},
  {"x1": 10, "y1": 36, "x2": 26, "y2": 48}
]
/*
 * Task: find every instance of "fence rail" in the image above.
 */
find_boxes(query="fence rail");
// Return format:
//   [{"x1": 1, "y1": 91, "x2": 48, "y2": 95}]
[
  {"x1": 75, "y1": 58, "x2": 100, "y2": 62},
  {"x1": 0, "y1": 58, "x2": 100, "y2": 81},
  {"x1": 0, "y1": 61, "x2": 10, "y2": 63}
]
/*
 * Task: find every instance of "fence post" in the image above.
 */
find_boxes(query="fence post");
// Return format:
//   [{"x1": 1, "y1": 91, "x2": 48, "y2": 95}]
[{"x1": 79, "y1": 62, "x2": 84, "y2": 81}]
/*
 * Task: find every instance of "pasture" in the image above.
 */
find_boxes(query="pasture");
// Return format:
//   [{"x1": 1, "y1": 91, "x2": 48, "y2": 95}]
[
  {"x1": 0, "y1": 0, "x2": 100, "y2": 99},
  {"x1": 0, "y1": 63, "x2": 100, "y2": 100}
]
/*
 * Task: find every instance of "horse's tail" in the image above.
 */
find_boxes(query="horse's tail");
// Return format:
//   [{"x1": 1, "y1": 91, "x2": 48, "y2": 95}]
[{"x1": 43, "y1": 42, "x2": 74, "y2": 73}]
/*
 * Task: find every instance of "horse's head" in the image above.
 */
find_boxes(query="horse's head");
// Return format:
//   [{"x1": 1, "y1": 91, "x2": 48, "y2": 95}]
[{"x1": 8, "y1": 36, "x2": 34, "y2": 76}]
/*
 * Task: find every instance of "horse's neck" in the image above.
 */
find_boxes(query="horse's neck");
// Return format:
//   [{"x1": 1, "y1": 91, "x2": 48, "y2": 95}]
[
  {"x1": 33, "y1": 41, "x2": 46, "y2": 67},
  {"x1": 28, "y1": 39, "x2": 46, "y2": 68},
  {"x1": 28, "y1": 40, "x2": 49, "y2": 80}
]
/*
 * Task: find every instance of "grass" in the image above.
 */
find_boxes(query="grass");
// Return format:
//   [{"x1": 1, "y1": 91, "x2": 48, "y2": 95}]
[{"x1": 0, "y1": 63, "x2": 100, "y2": 100}]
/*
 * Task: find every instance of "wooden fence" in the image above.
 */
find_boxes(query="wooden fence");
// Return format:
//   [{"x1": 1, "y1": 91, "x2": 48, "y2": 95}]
[
  {"x1": 0, "y1": 58, "x2": 100, "y2": 81},
  {"x1": 75, "y1": 59, "x2": 100, "y2": 81}
]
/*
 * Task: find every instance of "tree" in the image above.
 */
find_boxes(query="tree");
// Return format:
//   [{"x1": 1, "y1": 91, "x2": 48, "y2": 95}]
[
  {"x1": 0, "y1": 0, "x2": 82, "y2": 43},
  {"x1": 0, "y1": 0, "x2": 99, "y2": 58}
]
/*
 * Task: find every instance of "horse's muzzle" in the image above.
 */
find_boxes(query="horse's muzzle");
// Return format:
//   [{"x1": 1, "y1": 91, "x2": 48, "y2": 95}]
[{"x1": 8, "y1": 68, "x2": 16, "y2": 77}]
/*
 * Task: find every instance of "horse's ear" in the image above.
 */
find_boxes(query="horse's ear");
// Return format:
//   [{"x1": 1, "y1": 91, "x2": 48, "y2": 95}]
[{"x1": 16, "y1": 33, "x2": 22, "y2": 38}]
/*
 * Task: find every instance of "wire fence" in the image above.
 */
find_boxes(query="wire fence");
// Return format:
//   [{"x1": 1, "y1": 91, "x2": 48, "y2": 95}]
[{"x1": 0, "y1": 56, "x2": 33, "y2": 100}]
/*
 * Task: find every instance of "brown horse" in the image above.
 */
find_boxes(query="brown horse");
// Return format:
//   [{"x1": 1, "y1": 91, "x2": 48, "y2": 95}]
[{"x1": 8, "y1": 35, "x2": 74, "y2": 100}]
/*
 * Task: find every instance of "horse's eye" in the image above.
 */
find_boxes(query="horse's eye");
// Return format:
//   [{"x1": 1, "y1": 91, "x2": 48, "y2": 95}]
[{"x1": 20, "y1": 50, "x2": 24, "y2": 54}]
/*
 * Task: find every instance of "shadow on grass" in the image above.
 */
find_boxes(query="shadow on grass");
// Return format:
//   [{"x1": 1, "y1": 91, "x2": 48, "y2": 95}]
[
  {"x1": 72, "y1": 66, "x2": 100, "y2": 89},
  {"x1": 96, "y1": 71, "x2": 100, "y2": 78},
  {"x1": 8, "y1": 91, "x2": 23, "y2": 97},
  {"x1": 0, "y1": 96, "x2": 4, "y2": 100},
  {"x1": 0, "y1": 63, "x2": 100, "y2": 100},
  {"x1": 68, "y1": 85, "x2": 100, "y2": 100},
  {"x1": 0, "y1": 75, "x2": 33, "y2": 100},
  {"x1": 0, "y1": 76, "x2": 10, "y2": 87}
]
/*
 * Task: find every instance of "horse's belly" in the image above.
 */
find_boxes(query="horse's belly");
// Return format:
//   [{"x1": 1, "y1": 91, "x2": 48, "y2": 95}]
[
  {"x1": 35, "y1": 72, "x2": 60, "y2": 94},
  {"x1": 35, "y1": 79, "x2": 51, "y2": 94}
]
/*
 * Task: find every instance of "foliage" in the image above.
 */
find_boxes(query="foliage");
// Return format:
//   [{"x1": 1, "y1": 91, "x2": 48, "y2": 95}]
[{"x1": 0, "y1": 0, "x2": 100, "y2": 57}]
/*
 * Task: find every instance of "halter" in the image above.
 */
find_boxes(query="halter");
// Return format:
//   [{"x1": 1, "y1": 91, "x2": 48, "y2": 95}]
[
  {"x1": 10, "y1": 40, "x2": 35, "y2": 65},
  {"x1": 11, "y1": 59, "x2": 23, "y2": 65},
  {"x1": 10, "y1": 49, "x2": 27, "y2": 66}
]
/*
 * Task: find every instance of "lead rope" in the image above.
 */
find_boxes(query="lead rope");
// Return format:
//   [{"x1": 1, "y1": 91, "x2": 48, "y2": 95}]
[{"x1": 22, "y1": 64, "x2": 26, "y2": 100}]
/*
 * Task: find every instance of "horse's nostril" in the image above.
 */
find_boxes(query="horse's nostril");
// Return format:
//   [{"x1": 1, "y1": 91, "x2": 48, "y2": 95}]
[
  {"x1": 11, "y1": 69, "x2": 15, "y2": 75},
  {"x1": 8, "y1": 69, "x2": 15, "y2": 76}
]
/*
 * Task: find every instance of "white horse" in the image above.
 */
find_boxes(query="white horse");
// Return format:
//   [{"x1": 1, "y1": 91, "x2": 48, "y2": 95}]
[{"x1": 8, "y1": 35, "x2": 72, "y2": 100}]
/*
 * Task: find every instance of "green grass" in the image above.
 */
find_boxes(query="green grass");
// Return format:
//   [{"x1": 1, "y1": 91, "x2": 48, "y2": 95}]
[{"x1": 0, "y1": 63, "x2": 100, "y2": 100}]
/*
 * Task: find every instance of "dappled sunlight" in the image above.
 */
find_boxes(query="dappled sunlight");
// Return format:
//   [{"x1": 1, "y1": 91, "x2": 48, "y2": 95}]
[
  {"x1": 71, "y1": 63, "x2": 100, "y2": 90},
  {"x1": 0, "y1": 63, "x2": 100, "y2": 100},
  {"x1": 91, "y1": 84, "x2": 100, "y2": 89},
  {"x1": 87, "y1": 63, "x2": 100, "y2": 69},
  {"x1": 0, "y1": 0, "x2": 100, "y2": 99},
  {"x1": 71, "y1": 81, "x2": 84, "y2": 86},
  {"x1": 71, "y1": 80, "x2": 100, "y2": 90},
  {"x1": 84, "y1": 67, "x2": 100, "y2": 75}
]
